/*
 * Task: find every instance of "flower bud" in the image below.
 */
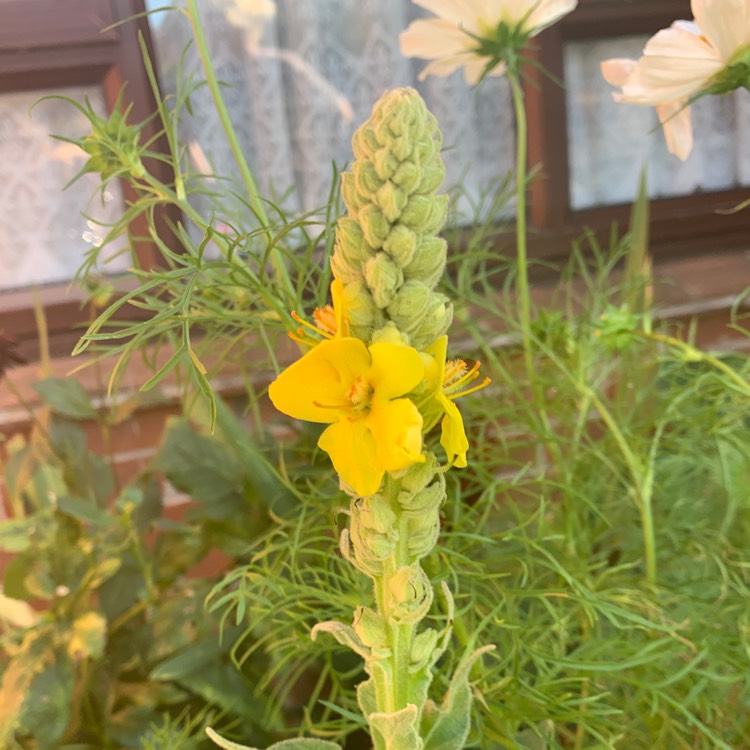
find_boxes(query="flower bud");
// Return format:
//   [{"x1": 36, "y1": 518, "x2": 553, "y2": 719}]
[
  {"x1": 339, "y1": 281, "x2": 383, "y2": 342},
  {"x1": 354, "y1": 160, "x2": 383, "y2": 195},
  {"x1": 371, "y1": 322, "x2": 409, "y2": 346},
  {"x1": 386, "y1": 280, "x2": 431, "y2": 333},
  {"x1": 365, "y1": 253, "x2": 404, "y2": 308},
  {"x1": 403, "y1": 236, "x2": 446, "y2": 288},
  {"x1": 359, "y1": 204, "x2": 391, "y2": 249},
  {"x1": 409, "y1": 294, "x2": 454, "y2": 350},
  {"x1": 399, "y1": 453, "x2": 440, "y2": 498},
  {"x1": 375, "y1": 180, "x2": 408, "y2": 223},
  {"x1": 383, "y1": 225, "x2": 418, "y2": 268},
  {"x1": 410, "y1": 627, "x2": 439, "y2": 670}
]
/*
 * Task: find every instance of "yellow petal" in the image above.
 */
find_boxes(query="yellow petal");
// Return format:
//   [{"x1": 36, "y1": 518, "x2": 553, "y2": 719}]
[
  {"x1": 331, "y1": 278, "x2": 350, "y2": 337},
  {"x1": 438, "y1": 392, "x2": 468, "y2": 467},
  {"x1": 369, "y1": 397, "x2": 425, "y2": 472},
  {"x1": 318, "y1": 419, "x2": 384, "y2": 496},
  {"x1": 367, "y1": 342, "x2": 424, "y2": 401},
  {"x1": 268, "y1": 338, "x2": 370, "y2": 423}
]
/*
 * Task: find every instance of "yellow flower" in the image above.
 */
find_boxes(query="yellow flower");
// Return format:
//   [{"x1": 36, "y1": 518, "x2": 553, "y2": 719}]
[
  {"x1": 290, "y1": 279, "x2": 350, "y2": 347},
  {"x1": 399, "y1": 0, "x2": 578, "y2": 84},
  {"x1": 601, "y1": 0, "x2": 750, "y2": 161},
  {"x1": 424, "y1": 336, "x2": 490, "y2": 468},
  {"x1": 268, "y1": 337, "x2": 425, "y2": 496}
]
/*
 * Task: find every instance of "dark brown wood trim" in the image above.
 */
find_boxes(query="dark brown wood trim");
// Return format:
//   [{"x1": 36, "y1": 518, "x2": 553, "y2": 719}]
[
  {"x1": 524, "y1": 29, "x2": 570, "y2": 230},
  {"x1": 560, "y1": 0, "x2": 691, "y2": 39}
]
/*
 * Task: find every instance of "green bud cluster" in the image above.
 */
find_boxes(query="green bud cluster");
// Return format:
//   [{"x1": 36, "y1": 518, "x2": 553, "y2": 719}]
[
  {"x1": 345, "y1": 455, "x2": 445, "y2": 579},
  {"x1": 307, "y1": 93, "x2": 492, "y2": 750},
  {"x1": 79, "y1": 97, "x2": 145, "y2": 183},
  {"x1": 331, "y1": 88, "x2": 453, "y2": 350}
]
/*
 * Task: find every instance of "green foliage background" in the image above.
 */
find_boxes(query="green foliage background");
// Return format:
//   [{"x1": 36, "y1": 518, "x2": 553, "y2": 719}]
[{"x1": 1, "y1": 5, "x2": 749, "y2": 748}]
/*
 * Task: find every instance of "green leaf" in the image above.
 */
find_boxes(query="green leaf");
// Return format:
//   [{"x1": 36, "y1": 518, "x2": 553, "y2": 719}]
[
  {"x1": 57, "y1": 495, "x2": 113, "y2": 528},
  {"x1": 153, "y1": 419, "x2": 245, "y2": 507},
  {"x1": 421, "y1": 645, "x2": 495, "y2": 750},
  {"x1": 0, "y1": 517, "x2": 38, "y2": 552},
  {"x1": 206, "y1": 729, "x2": 341, "y2": 750},
  {"x1": 369, "y1": 704, "x2": 422, "y2": 750},
  {"x1": 150, "y1": 638, "x2": 222, "y2": 681},
  {"x1": 33, "y1": 378, "x2": 97, "y2": 420},
  {"x1": 210, "y1": 397, "x2": 297, "y2": 515},
  {"x1": 3, "y1": 554, "x2": 34, "y2": 600},
  {"x1": 18, "y1": 653, "x2": 74, "y2": 747}
]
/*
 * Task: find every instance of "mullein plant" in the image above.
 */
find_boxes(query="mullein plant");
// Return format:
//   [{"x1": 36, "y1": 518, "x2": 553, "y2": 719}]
[{"x1": 207, "y1": 88, "x2": 490, "y2": 750}]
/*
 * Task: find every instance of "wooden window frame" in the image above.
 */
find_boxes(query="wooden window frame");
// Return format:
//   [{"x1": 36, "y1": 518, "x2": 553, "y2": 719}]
[
  {"x1": 524, "y1": 0, "x2": 750, "y2": 262},
  {"x1": 0, "y1": 0, "x2": 172, "y2": 360}
]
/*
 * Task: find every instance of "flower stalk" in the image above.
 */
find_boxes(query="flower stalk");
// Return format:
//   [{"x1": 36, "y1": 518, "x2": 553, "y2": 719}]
[{"x1": 241, "y1": 87, "x2": 492, "y2": 750}]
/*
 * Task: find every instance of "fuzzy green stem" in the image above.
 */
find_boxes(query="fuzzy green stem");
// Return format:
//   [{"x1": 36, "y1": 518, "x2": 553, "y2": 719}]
[
  {"x1": 373, "y1": 477, "x2": 416, "y2": 714},
  {"x1": 184, "y1": 0, "x2": 295, "y2": 302},
  {"x1": 509, "y1": 74, "x2": 532, "y2": 374}
]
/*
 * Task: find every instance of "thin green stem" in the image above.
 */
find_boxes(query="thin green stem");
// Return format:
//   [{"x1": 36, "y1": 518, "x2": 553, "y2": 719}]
[
  {"x1": 509, "y1": 74, "x2": 532, "y2": 374},
  {"x1": 183, "y1": 0, "x2": 295, "y2": 302},
  {"x1": 582, "y1": 385, "x2": 657, "y2": 585},
  {"x1": 639, "y1": 331, "x2": 750, "y2": 397}
]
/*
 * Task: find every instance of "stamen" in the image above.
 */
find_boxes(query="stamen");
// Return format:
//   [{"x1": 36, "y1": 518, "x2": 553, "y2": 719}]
[
  {"x1": 312, "y1": 399, "x2": 349, "y2": 410},
  {"x1": 449, "y1": 376, "x2": 491, "y2": 400},
  {"x1": 288, "y1": 330, "x2": 317, "y2": 348},
  {"x1": 313, "y1": 304, "x2": 337, "y2": 336},
  {"x1": 290, "y1": 310, "x2": 334, "y2": 341}
]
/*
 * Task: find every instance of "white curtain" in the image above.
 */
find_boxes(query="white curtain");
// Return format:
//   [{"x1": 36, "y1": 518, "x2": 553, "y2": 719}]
[
  {"x1": 0, "y1": 87, "x2": 128, "y2": 292},
  {"x1": 150, "y1": 0, "x2": 516, "y2": 223}
]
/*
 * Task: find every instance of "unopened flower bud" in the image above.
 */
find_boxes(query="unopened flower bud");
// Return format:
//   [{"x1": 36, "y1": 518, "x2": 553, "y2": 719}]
[
  {"x1": 409, "y1": 294, "x2": 453, "y2": 349},
  {"x1": 403, "y1": 236, "x2": 446, "y2": 288},
  {"x1": 365, "y1": 253, "x2": 404, "y2": 308},
  {"x1": 371, "y1": 322, "x2": 409, "y2": 346},
  {"x1": 383, "y1": 225, "x2": 418, "y2": 268},
  {"x1": 359, "y1": 204, "x2": 391, "y2": 249},
  {"x1": 354, "y1": 160, "x2": 383, "y2": 195},
  {"x1": 375, "y1": 180, "x2": 408, "y2": 223},
  {"x1": 341, "y1": 280, "x2": 383, "y2": 340},
  {"x1": 386, "y1": 280, "x2": 431, "y2": 332},
  {"x1": 410, "y1": 627, "x2": 439, "y2": 670}
]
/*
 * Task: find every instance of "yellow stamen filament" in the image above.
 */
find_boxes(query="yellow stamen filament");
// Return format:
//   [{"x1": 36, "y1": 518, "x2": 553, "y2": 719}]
[
  {"x1": 288, "y1": 309, "x2": 335, "y2": 347},
  {"x1": 450, "y1": 376, "x2": 491, "y2": 399},
  {"x1": 443, "y1": 359, "x2": 490, "y2": 400}
]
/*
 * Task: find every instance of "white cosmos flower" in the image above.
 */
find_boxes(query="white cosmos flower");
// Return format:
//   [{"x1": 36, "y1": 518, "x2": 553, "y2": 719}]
[
  {"x1": 399, "y1": 0, "x2": 578, "y2": 84},
  {"x1": 601, "y1": 0, "x2": 750, "y2": 161}
]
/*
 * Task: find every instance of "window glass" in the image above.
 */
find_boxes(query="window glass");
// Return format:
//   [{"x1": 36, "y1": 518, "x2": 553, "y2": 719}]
[
  {"x1": 0, "y1": 86, "x2": 128, "y2": 292},
  {"x1": 146, "y1": 0, "x2": 516, "y2": 222},
  {"x1": 565, "y1": 35, "x2": 750, "y2": 210}
]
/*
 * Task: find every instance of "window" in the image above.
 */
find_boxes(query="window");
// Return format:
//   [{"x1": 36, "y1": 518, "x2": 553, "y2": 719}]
[
  {"x1": 525, "y1": 0, "x2": 750, "y2": 261},
  {"x1": 0, "y1": 0, "x2": 169, "y2": 359}
]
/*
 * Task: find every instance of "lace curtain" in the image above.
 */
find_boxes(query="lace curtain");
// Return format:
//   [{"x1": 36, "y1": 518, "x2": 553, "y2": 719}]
[
  {"x1": 0, "y1": 88, "x2": 127, "y2": 292},
  {"x1": 149, "y1": 0, "x2": 516, "y2": 223},
  {"x1": 5, "y1": 4, "x2": 750, "y2": 292}
]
